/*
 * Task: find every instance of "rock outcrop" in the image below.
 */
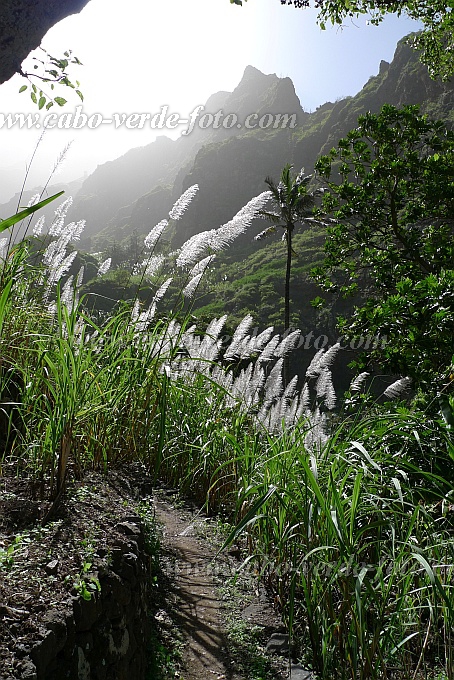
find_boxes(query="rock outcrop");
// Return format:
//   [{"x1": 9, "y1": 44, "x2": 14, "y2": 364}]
[{"x1": 0, "y1": 1, "x2": 90, "y2": 85}]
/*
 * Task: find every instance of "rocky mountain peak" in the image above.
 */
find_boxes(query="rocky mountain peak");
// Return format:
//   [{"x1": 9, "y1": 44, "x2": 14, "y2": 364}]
[{"x1": 228, "y1": 65, "x2": 304, "y2": 123}]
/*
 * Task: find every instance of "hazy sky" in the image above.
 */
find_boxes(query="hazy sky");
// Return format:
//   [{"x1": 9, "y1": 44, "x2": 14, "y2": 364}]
[{"x1": 0, "y1": 0, "x2": 420, "y2": 201}]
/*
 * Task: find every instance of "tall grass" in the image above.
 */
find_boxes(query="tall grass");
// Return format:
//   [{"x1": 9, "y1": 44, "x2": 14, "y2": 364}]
[
  {"x1": 0, "y1": 185, "x2": 452, "y2": 679},
  {"x1": 221, "y1": 412, "x2": 453, "y2": 678}
]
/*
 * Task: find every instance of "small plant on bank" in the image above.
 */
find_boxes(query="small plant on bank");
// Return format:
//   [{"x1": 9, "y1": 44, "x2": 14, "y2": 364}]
[
  {"x1": 0, "y1": 536, "x2": 22, "y2": 571},
  {"x1": 72, "y1": 561, "x2": 101, "y2": 602}
]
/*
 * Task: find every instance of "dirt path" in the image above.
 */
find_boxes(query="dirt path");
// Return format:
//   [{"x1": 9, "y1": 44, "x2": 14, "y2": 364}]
[{"x1": 153, "y1": 494, "x2": 241, "y2": 680}]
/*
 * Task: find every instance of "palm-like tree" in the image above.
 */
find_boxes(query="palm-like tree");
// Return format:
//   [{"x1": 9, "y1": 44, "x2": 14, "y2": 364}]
[{"x1": 257, "y1": 164, "x2": 316, "y2": 385}]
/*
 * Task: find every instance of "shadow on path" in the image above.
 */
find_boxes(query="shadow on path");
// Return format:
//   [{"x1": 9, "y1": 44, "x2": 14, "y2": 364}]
[{"x1": 154, "y1": 497, "x2": 237, "y2": 680}]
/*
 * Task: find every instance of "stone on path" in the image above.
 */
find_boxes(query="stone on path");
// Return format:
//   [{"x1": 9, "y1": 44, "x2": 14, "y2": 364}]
[
  {"x1": 290, "y1": 663, "x2": 315, "y2": 679},
  {"x1": 266, "y1": 632, "x2": 289, "y2": 655}
]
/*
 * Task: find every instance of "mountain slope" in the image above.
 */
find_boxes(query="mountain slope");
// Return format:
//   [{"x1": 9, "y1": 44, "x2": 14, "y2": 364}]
[
  {"x1": 65, "y1": 35, "x2": 453, "y2": 258},
  {"x1": 69, "y1": 65, "x2": 305, "y2": 249},
  {"x1": 170, "y1": 38, "x2": 453, "y2": 255}
]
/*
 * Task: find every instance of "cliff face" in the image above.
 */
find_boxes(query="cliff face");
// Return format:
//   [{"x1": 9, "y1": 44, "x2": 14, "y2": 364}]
[
  {"x1": 221, "y1": 64, "x2": 306, "y2": 126},
  {"x1": 297, "y1": 38, "x2": 454, "y2": 166},
  {"x1": 72, "y1": 135, "x2": 183, "y2": 244},
  {"x1": 169, "y1": 131, "x2": 296, "y2": 250}
]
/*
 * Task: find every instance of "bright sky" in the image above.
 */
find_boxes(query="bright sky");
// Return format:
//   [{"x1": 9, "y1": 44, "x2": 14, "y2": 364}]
[{"x1": 0, "y1": 0, "x2": 420, "y2": 201}]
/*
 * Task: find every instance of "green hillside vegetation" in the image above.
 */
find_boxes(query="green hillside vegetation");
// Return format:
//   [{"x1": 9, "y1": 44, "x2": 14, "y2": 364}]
[
  {"x1": 193, "y1": 227, "x2": 327, "y2": 330},
  {"x1": 1, "y1": 172, "x2": 453, "y2": 678}
]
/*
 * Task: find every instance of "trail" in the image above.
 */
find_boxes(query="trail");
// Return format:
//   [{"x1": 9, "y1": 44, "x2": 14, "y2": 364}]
[{"x1": 153, "y1": 494, "x2": 241, "y2": 680}]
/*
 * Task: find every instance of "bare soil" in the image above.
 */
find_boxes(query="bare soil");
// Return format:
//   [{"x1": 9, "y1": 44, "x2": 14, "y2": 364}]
[
  {"x1": 154, "y1": 494, "x2": 236, "y2": 679},
  {"x1": 0, "y1": 463, "x2": 154, "y2": 678}
]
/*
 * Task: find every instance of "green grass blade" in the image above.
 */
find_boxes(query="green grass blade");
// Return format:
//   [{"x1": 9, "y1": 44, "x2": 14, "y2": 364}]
[{"x1": 0, "y1": 191, "x2": 64, "y2": 232}]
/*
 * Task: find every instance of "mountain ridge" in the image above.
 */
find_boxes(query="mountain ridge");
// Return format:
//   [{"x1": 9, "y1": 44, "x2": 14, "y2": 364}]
[
  {"x1": 67, "y1": 61, "x2": 307, "y2": 247},
  {"x1": 2, "y1": 36, "x2": 452, "y2": 256},
  {"x1": 74, "y1": 36, "x2": 452, "y2": 254}
]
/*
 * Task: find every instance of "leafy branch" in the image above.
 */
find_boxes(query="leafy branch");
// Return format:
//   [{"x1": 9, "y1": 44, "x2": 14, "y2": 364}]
[{"x1": 18, "y1": 48, "x2": 83, "y2": 111}]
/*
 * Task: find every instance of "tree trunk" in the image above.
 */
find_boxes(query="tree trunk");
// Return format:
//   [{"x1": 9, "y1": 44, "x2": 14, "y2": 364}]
[{"x1": 283, "y1": 222, "x2": 293, "y2": 388}]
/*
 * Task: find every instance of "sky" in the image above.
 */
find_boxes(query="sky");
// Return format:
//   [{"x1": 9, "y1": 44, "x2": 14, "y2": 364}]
[{"x1": 0, "y1": 0, "x2": 420, "y2": 202}]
